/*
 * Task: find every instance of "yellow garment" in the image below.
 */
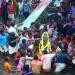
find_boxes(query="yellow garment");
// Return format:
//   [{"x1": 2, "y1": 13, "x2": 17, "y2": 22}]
[
  {"x1": 39, "y1": 32, "x2": 51, "y2": 54},
  {"x1": 4, "y1": 62, "x2": 12, "y2": 73}
]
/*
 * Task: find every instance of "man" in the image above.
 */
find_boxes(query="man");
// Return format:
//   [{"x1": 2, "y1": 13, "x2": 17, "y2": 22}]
[
  {"x1": 1, "y1": 0, "x2": 9, "y2": 23},
  {"x1": 7, "y1": 2, "x2": 15, "y2": 21},
  {"x1": 54, "y1": 50, "x2": 69, "y2": 72},
  {"x1": 31, "y1": 55, "x2": 42, "y2": 74},
  {"x1": 18, "y1": 0, "x2": 23, "y2": 17},
  {"x1": 23, "y1": 0, "x2": 30, "y2": 19}
]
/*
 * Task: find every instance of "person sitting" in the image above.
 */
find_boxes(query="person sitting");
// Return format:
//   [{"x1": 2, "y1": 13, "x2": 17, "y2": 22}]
[
  {"x1": 4, "y1": 57, "x2": 17, "y2": 75},
  {"x1": 54, "y1": 50, "x2": 69, "y2": 72},
  {"x1": 42, "y1": 50, "x2": 56, "y2": 72},
  {"x1": 31, "y1": 55, "x2": 42, "y2": 74}
]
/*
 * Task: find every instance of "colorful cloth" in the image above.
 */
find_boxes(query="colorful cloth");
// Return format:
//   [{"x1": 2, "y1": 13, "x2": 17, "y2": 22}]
[{"x1": 39, "y1": 32, "x2": 51, "y2": 54}]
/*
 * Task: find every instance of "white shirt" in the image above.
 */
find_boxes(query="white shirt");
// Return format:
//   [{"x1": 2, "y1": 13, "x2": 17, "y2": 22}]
[
  {"x1": 7, "y1": 26, "x2": 18, "y2": 36},
  {"x1": 42, "y1": 53, "x2": 55, "y2": 69}
]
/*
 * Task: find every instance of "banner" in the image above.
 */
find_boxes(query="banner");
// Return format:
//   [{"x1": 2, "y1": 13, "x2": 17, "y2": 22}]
[{"x1": 19, "y1": 0, "x2": 52, "y2": 29}]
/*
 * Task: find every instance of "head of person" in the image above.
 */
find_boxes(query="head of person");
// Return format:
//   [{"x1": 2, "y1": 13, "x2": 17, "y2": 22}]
[
  {"x1": 22, "y1": 39, "x2": 27, "y2": 47},
  {"x1": 24, "y1": 0, "x2": 27, "y2": 3},
  {"x1": 19, "y1": 0, "x2": 22, "y2": 3},
  {"x1": 61, "y1": 49, "x2": 67, "y2": 54},
  {"x1": 0, "y1": 29, "x2": 5, "y2": 35},
  {"x1": 4, "y1": 57, "x2": 10, "y2": 62},
  {"x1": 9, "y1": 32, "x2": 15, "y2": 37},
  {"x1": 2, "y1": 0, "x2": 6, "y2": 3},
  {"x1": 6, "y1": 19, "x2": 12, "y2": 28},
  {"x1": 43, "y1": 50, "x2": 48, "y2": 54},
  {"x1": 23, "y1": 27, "x2": 27, "y2": 32},
  {"x1": 21, "y1": 53, "x2": 25, "y2": 57},
  {"x1": 27, "y1": 48, "x2": 32, "y2": 57},
  {"x1": 23, "y1": 65, "x2": 30, "y2": 71},
  {"x1": 34, "y1": 55, "x2": 38, "y2": 60},
  {"x1": 44, "y1": 25, "x2": 47, "y2": 32},
  {"x1": 28, "y1": 31, "x2": 32, "y2": 37}
]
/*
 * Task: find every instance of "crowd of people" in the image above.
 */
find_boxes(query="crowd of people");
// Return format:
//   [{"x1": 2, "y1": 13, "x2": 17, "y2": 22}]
[
  {"x1": 0, "y1": 0, "x2": 75, "y2": 75},
  {"x1": 0, "y1": 0, "x2": 40, "y2": 24}
]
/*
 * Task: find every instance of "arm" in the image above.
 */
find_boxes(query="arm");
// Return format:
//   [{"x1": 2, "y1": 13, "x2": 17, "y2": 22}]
[
  {"x1": 25, "y1": 56, "x2": 33, "y2": 60},
  {"x1": 10, "y1": 37, "x2": 19, "y2": 43}
]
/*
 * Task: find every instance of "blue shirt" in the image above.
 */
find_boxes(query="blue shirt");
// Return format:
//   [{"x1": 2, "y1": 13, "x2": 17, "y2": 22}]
[
  {"x1": 56, "y1": 52, "x2": 68, "y2": 63},
  {"x1": 70, "y1": 8, "x2": 75, "y2": 14},
  {"x1": 0, "y1": 33, "x2": 9, "y2": 47},
  {"x1": 23, "y1": 3, "x2": 30, "y2": 12}
]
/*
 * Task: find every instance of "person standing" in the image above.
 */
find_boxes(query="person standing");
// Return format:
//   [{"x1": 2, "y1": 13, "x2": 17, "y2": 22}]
[
  {"x1": 54, "y1": 50, "x2": 69, "y2": 72},
  {"x1": 8, "y1": 32, "x2": 18, "y2": 54},
  {"x1": 23, "y1": 0, "x2": 30, "y2": 19},
  {"x1": 13, "y1": 0, "x2": 18, "y2": 16},
  {"x1": 1, "y1": 0, "x2": 9, "y2": 24},
  {"x1": 7, "y1": 2, "x2": 15, "y2": 21},
  {"x1": 18, "y1": 0, "x2": 23, "y2": 16}
]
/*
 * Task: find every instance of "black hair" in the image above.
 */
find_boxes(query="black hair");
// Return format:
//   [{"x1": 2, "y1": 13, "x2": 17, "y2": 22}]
[
  {"x1": 23, "y1": 27, "x2": 27, "y2": 31},
  {"x1": 4, "y1": 57, "x2": 9, "y2": 62},
  {"x1": 21, "y1": 53, "x2": 25, "y2": 57},
  {"x1": 23, "y1": 65, "x2": 30, "y2": 71},
  {"x1": 43, "y1": 50, "x2": 48, "y2": 54},
  {"x1": 34, "y1": 55, "x2": 38, "y2": 60},
  {"x1": 31, "y1": 22, "x2": 35, "y2": 26},
  {"x1": 0, "y1": 29, "x2": 4, "y2": 33},
  {"x1": 44, "y1": 25, "x2": 47, "y2": 32},
  {"x1": 61, "y1": 49, "x2": 67, "y2": 53},
  {"x1": 22, "y1": 39, "x2": 26, "y2": 45}
]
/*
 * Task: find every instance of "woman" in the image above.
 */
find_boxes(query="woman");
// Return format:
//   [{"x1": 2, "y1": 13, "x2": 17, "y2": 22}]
[{"x1": 1, "y1": 0, "x2": 9, "y2": 23}]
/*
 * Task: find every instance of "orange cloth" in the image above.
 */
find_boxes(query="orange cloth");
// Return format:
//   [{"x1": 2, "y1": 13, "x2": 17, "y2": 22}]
[
  {"x1": 4, "y1": 62, "x2": 12, "y2": 73},
  {"x1": 31, "y1": 60, "x2": 42, "y2": 73}
]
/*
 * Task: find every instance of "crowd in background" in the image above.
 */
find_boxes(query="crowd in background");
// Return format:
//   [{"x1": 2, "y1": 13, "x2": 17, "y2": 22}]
[
  {"x1": 0, "y1": 0, "x2": 75, "y2": 75},
  {"x1": 0, "y1": 0, "x2": 40, "y2": 24}
]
